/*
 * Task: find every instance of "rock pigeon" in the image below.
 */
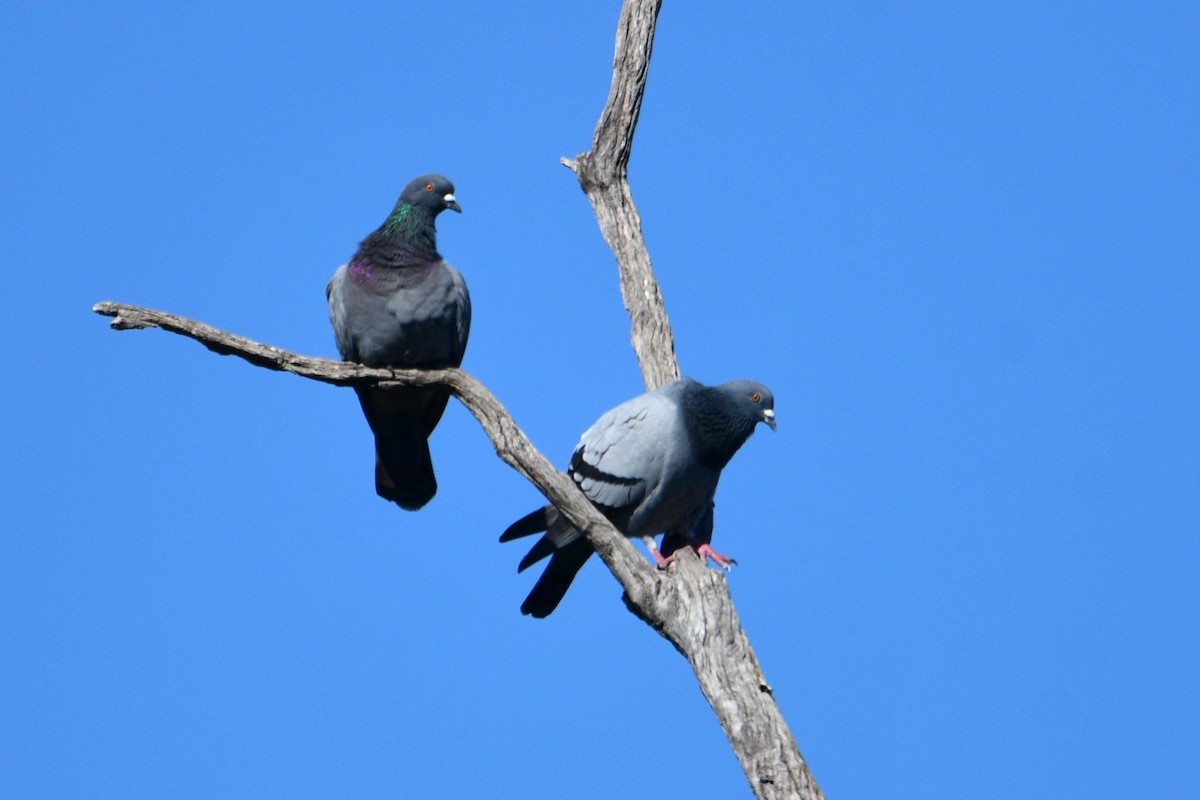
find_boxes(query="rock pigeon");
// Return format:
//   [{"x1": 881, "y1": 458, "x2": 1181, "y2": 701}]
[
  {"x1": 500, "y1": 378, "x2": 776, "y2": 617},
  {"x1": 327, "y1": 174, "x2": 470, "y2": 510}
]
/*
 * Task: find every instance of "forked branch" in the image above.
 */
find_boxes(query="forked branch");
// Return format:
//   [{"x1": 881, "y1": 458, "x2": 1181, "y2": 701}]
[
  {"x1": 94, "y1": 0, "x2": 824, "y2": 796},
  {"x1": 561, "y1": 1, "x2": 822, "y2": 796}
]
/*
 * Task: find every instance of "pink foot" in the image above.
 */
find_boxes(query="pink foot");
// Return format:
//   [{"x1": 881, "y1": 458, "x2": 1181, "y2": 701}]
[
  {"x1": 643, "y1": 539, "x2": 674, "y2": 569},
  {"x1": 697, "y1": 543, "x2": 737, "y2": 570}
]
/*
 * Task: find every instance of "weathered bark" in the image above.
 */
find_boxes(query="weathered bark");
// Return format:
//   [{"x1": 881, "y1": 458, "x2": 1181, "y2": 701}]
[
  {"x1": 94, "y1": 1, "x2": 824, "y2": 796},
  {"x1": 93, "y1": 299, "x2": 819, "y2": 800},
  {"x1": 562, "y1": 1, "x2": 823, "y2": 797},
  {"x1": 92, "y1": 301, "x2": 659, "y2": 597},
  {"x1": 562, "y1": 0, "x2": 679, "y2": 391}
]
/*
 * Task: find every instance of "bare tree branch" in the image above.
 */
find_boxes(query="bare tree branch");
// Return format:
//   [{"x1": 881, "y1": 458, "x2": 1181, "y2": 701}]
[
  {"x1": 560, "y1": 1, "x2": 824, "y2": 797},
  {"x1": 95, "y1": 2, "x2": 825, "y2": 796},
  {"x1": 94, "y1": 295, "x2": 822, "y2": 799},
  {"x1": 562, "y1": 0, "x2": 679, "y2": 391},
  {"x1": 92, "y1": 301, "x2": 659, "y2": 597}
]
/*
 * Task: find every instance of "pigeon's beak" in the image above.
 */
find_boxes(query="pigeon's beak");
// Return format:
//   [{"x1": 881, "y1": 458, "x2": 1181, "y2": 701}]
[
  {"x1": 443, "y1": 193, "x2": 462, "y2": 213},
  {"x1": 762, "y1": 409, "x2": 777, "y2": 431}
]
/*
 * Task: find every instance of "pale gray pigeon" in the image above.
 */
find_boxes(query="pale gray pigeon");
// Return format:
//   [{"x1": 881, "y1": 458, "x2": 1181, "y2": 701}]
[
  {"x1": 327, "y1": 174, "x2": 469, "y2": 510},
  {"x1": 500, "y1": 378, "x2": 776, "y2": 617}
]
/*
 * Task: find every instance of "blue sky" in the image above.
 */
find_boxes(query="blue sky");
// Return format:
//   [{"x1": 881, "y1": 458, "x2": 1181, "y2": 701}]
[{"x1": 3, "y1": 2, "x2": 1197, "y2": 797}]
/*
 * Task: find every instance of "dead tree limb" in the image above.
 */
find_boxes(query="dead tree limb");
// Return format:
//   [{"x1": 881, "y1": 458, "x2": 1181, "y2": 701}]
[
  {"x1": 93, "y1": 296, "x2": 820, "y2": 799},
  {"x1": 558, "y1": 1, "x2": 824, "y2": 798},
  {"x1": 562, "y1": 0, "x2": 679, "y2": 390},
  {"x1": 92, "y1": 301, "x2": 659, "y2": 600},
  {"x1": 94, "y1": 1, "x2": 824, "y2": 795}
]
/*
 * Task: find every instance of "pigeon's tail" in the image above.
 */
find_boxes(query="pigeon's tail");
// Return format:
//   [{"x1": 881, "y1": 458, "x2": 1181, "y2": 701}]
[
  {"x1": 517, "y1": 535, "x2": 556, "y2": 572},
  {"x1": 499, "y1": 507, "x2": 550, "y2": 542},
  {"x1": 357, "y1": 387, "x2": 441, "y2": 511},
  {"x1": 373, "y1": 434, "x2": 436, "y2": 511},
  {"x1": 501, "y1": 507, "x2": 592, "y2": 617},
  {"x1": 520, "y1": 538, "x2": 594, "y2": 618},
  {"x1": 501, "y1": 507, "x2": 558, "y2": 571}
]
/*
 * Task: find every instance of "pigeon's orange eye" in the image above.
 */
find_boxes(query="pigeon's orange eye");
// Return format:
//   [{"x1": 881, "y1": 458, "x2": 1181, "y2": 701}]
[
  {"x1": 424, "y1": 183, "x2": 434, "y2": 192},
  {"x1": 751, "y1": 393, "x2": 762, "y2": 402}
]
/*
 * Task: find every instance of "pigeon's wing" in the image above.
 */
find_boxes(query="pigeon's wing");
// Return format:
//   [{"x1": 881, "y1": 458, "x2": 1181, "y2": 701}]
[
  {"x1": 445, "y1": 264, "x2": 471, "y2": 367},
  {"x1": 569, "y1": 387, "x2": 683, "y2": 516},
  {"x1": 326, "y1": 264, "x2": 356, "y2": 361}
]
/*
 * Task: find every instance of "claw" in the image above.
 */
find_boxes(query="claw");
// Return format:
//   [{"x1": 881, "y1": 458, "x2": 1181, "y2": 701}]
[
  {"x1": 643, "y1": 535, "x2": 673, "y2": 568},
  {"x1": 696, "y1": 543, "x2": 736, "y2": 570}
]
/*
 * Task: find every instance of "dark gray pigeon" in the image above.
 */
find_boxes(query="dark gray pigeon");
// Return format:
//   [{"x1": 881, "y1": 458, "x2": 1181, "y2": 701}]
[
  {"x1": 500, "y1": 378, "x2": 776, "y2": 617},
  {"x1": 327, "y1": 174, "x2": 470, "y2": 510}
]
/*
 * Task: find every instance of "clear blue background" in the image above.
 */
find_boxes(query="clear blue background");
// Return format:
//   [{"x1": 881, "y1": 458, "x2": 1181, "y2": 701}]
[{"x1": 3, "y1": 2, "x2": 1197, "y2": 797}]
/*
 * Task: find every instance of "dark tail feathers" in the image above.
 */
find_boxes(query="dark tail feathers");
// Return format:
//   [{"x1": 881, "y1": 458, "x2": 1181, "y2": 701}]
[
  {"x1": 501, "y1": 506, "x2": 593, "y2": 617},
  {"x1": 500, "y1": 507, "x2": 557, "y2": 572},
  {"x1": 499, "y1": 507, "x2": 550, "y2": 542},
  {"x1": 374, "y1": 430, "x2": 436, "y2": 511},
  {"x1": 356, "y1": 386, "x2": 442, "y2": 511},
  {"x1": 519, "y1": 538, "x2": 594, "y2": 618}
]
